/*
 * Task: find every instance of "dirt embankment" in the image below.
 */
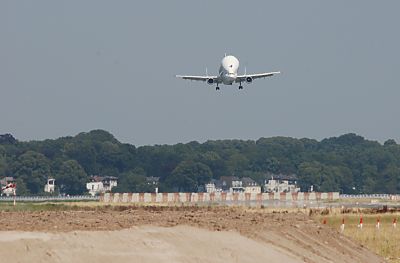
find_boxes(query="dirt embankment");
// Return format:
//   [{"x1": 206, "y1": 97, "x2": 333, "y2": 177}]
[{"x1": 0, "y1": 206, "x2": 384, "y2": 263}]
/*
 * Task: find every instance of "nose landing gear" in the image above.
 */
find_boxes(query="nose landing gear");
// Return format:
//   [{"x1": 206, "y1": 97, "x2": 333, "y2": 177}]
[
  {"x1": 239, "y1": 82, "x2": 243, "y2": 90},
  {"x1": 216, "y1": 86, "x2": 220, "y2": 91}
]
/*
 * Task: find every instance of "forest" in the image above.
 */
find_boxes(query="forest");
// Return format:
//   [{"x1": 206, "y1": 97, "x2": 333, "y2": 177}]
[{"x1": 0, "y1": 130, "x2": 399, "y2": 195}]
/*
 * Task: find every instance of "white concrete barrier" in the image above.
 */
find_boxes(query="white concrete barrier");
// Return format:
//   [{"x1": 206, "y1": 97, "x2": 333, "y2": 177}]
[
  {"x1": 131, "y1": 193, "x2": 139, "y2": 203},
  {"x1": 143, "y1": 193, "x2": 152, "y2": 202},
  {"x1": 156, "y1": 193, "x2": 163, "y2": 203},
  {"x1": 121, "y1": 193, "x2": 129, "y2": 203},
  {"x1": 308, "y1": 192, "x2": 316, "y2": 200},
  {"x1": 167, "y1": 193, "x2": 172, "y2": 202},
  {"x1": 112, "y1": 193, "x2": 120, "y2": 203},
  {"x1": 103, "y1": 193, "x2": 111, "y2": 202},
  {"x1": 100, "y1": 192, "x2": 340, "y2": 204},
  {"x1": 179, "y1": 193, "x2": 188, "y2": 202}
]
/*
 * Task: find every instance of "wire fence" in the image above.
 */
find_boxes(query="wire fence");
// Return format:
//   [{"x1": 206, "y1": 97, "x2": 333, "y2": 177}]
[
  {"x1": 340, "y1": 194, "x2": 392, "y2": 199},
  {"x1": 0, "y1": 195, "x2": 99, "y2": 202}
]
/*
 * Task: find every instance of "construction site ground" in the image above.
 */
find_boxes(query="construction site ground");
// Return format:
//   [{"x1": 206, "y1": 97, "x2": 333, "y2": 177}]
[{"x1": 0, "y1": 204, "x2": 384, "y2": 263}]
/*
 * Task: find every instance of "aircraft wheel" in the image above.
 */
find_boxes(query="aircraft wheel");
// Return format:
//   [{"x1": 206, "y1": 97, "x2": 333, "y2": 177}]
[
  {"x1": 216, "y1": 87, "x2": 220, "y2": 91},
  {"x1": 239, "y1": 86, "x2": 243, "y2": 90}
]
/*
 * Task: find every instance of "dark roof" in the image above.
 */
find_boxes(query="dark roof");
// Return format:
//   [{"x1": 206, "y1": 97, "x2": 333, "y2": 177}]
[
  {"x1": 241, "y1": 177, "x2": 258, "y2": 187},
  {"x1": 89, "y1": 176, "x2": 118, "y2": 182},
  {"x1": 219, "y1": 176, "x2": 240, "y2": 189},
  {"x1": 208, "y1": 179, "x2": 223, "y2": 189},
  {"x1": 220, "y1": 176, "x2": 239, "y2": 183}
]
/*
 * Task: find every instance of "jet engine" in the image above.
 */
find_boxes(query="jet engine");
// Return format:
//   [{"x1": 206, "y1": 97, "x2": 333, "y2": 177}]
[
  {"x1": 246, "y1": 77, "x2": 253, "y2": 83},
  {"x1": 207, "y1": 78, "x2": 214, "y2": 85}
]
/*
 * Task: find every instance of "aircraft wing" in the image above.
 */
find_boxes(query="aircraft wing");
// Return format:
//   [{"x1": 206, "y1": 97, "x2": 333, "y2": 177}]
[
  {"x1": 235, "y1": 71, "x2": 280, "y2": 83},
  {"x1": 175, "y1": 75, "x2": 220, "y2": 83}
]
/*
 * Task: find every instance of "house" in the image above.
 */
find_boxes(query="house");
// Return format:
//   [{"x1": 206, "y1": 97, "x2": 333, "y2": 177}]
[
  {"x1": 264, "y1": 173, "x2": 300, "y2": 193},
  {"x1": 44, "y1": 178, "x2": 55, "y2": 193},
  {"x1": 219, "y1": 176, "x2": 240, "y2": 192},
  {"x1": 205, "y1": 176, "x2": 261, "y2": 193},
  {"x1": 205, "y1": 177, "x2": 237, "y2": 193},
  {"x1": 86, "y1": 176, "x2": 118, "y2": 196},
  {"x1": 205, "y1": 179, "x2": 223, "y2": 193},
  {"x1": 209, "y1": 176, "x2": 244, "y2": 193},
  {"x1": 241, "y1": 177, "x2": 261, "y2": 193},
  {"x1": 205, "y1": 182, "x2": 216, "y2": 193},
  {"x1": 0, "y1": 177, "x2": 16, "y2": 196},
  {"x1": 230, "y1": 177, "x2": 245, "y2": 193}
]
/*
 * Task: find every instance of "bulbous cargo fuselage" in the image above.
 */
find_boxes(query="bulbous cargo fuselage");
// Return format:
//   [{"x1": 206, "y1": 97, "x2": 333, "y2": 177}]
[{"x1": 218, "y1": 55, "x2": 239, "y2": 85}]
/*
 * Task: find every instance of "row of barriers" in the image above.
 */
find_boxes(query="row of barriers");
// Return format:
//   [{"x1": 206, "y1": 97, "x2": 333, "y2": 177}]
[{"x1": 100, "y1": 192, "x2": 340, "y2": 204}]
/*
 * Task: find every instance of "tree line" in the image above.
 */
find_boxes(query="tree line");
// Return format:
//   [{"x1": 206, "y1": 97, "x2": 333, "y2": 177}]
[{"x1": 0, "y1": 130, "x2": 399, "y2": 195}]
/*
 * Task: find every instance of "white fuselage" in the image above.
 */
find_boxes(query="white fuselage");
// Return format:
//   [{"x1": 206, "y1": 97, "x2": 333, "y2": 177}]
[{"x1": 219, "y1": 55, "x2": 239, "y2": 85}]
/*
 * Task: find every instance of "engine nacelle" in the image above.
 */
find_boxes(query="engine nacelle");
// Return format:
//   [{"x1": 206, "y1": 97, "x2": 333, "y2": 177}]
[
  {"x1": 246, "y1": 77, "x2": 253, "y2": 83},
  {"x1": 207, "y1": 78, "x2": 214, "y2": 85}
]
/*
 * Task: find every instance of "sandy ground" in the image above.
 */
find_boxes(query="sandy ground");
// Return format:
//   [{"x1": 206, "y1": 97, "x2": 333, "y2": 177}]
[
  {"x1": 0, "y1": 226, "x2": 302, "y2": 263},
  {"x1": 0, "y1": 206, "x2": 384, "y2": 263}
]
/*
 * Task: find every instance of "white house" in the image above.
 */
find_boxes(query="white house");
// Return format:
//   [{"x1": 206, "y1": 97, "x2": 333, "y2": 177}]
[
  {"x1": 86, "y1": 176, "x2": 118, "y2": 196},
  {"x1": 242, "y1": 177, "x2": 261, "y2": 194},
  {"x1": 230, "y1": 177, "x2": 245, "y2": 193},
  {"x1": 205, "y1": 179, "x2": 224, "y2": 193},
  {"x1": 264, "y1": 174, "x2": 300, "y2": 193},
  {"x1": 44, "y1": 178, "x2": 55, "y2": 193},
  {"x1": 205, "y1": 182, "x2": 216, "y2": 193},
  {"x1": 205, "y1": 177, "x2": 261, "y2": 194},
  {"x1": 0, "y1": 177, "x2": 16, "y2": 196}
]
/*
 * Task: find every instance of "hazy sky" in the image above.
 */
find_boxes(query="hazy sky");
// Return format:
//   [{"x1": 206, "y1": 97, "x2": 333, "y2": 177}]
[{"x1": 1, "y1": 1, "x2": 399, "y2": 146}]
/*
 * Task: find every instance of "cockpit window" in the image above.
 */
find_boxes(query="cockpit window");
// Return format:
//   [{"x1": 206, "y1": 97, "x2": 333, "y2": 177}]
[{"x1": 230, "y1": 65, "x2": 233, "y2": 68}]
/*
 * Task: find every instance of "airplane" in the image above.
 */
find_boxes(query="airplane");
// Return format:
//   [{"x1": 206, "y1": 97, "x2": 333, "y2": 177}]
[{"x1": 176, "y1": 55, "x2": 280, "y2": 90}]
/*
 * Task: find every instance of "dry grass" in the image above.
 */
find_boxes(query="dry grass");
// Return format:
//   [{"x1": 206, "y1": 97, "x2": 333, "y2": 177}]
[{"x1": 316, "y1": 213, "x2": 400, "y2": 262}]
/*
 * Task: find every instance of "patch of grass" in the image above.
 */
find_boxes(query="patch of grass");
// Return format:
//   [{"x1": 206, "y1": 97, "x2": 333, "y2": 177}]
[
  {"x1": 317, "y1": 213, "x2": 400, "y2": 262},
  {"x1": 0, "y1": 202, "x2": 72, "y2": 212}
]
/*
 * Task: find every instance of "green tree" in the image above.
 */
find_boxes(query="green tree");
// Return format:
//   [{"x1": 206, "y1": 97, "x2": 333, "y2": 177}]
[
  {"x1": 384, "y1": 139, "x2": 397, "y2": 146},
  {"x1": 15, "y1": 178, "x2": 29, "y2": 196},
  {"x1": 166, "y1": 161, "x2": 212, "y2": 192},
  {"x1": 0, "y1": 158, "x2": 6, "y2": 178},
  {"x1": 226, "y1": 153, "x2": 249, "y2": 175},
  {"x1": 112, "y1": 170, "x2": 153, "y2": 193},
  {"x1": 12, "y1": 151, "x2": 51, "y2": 194},
  {"x1": 56, "y1": 160, "x2": 88, "y2": 195},
  {"x1": 297, "y1": 161, "x2": 324, "y2": 191}
]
